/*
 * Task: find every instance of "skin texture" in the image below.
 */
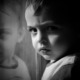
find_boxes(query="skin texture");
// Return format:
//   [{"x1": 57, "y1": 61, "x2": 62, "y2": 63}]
[{"x1": 25, "y1": 5, "x2": 76, "y2": 61}]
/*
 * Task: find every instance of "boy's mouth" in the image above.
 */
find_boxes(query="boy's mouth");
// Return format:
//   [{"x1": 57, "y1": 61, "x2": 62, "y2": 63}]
[{"x1": 39, "y1": 48, "x2": 51, "y2": 54}]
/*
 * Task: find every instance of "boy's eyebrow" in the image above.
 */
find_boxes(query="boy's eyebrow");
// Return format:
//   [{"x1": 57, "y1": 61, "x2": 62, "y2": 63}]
[
  {"x1": 39, "y1": 21, "x2": 61, "y2": 29},
  {"x1": 30, "y1": 21, "x2": 54, "y2": 27},
  {"x1": 27, "y1": 20, "x2": 61, "y2": 29},
  {"x1": 40, "y1": 21, "x2": 53, "y2": 25},
  {"x1": 41, "y1": 21, "x2": 63, "y2": 28},
  {"x1": 27, "y1": 26, "x2": 34, "y2": 30}
]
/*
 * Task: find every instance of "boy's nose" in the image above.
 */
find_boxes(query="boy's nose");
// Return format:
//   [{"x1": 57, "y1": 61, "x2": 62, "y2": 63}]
[{"x1": 38, "y1": 31, "x2": 48, "y2": 45}]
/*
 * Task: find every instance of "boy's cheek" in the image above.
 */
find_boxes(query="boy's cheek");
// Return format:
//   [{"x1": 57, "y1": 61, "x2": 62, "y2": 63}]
[
  {"x1": 32, "y1": 38, "x2": 37, "y2": 49},
  {"x1": 32, "y1": 40, "x2": 36, "y2": 49},
  {"x1": 48, "y1": 35, "x2": 59, "y2": 45}
]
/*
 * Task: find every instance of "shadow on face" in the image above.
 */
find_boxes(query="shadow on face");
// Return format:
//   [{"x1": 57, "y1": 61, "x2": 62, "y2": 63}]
[{"x1": 25, "y1": 2, "x2": 80, "y2": 60}]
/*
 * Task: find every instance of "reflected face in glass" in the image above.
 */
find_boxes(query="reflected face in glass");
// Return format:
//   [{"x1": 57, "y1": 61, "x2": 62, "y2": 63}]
[
  {"x1": 0, "y1": 7, "x2": 19, "y2": 59},
  {"x1": 25, "y1": 5, "x2": 75, "y2": 61}
]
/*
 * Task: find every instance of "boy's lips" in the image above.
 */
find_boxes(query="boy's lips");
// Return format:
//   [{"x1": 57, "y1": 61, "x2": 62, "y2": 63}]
[{"x1": 38, "y1": 47, "x2": 51, "y2": 54}]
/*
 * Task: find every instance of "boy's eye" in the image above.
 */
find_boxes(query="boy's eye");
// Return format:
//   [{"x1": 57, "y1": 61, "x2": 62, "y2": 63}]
[
  {"x1": 27, "y1": 27, "x2": 37, "y2": 32},
  {"x1": 27, "y1": 27, "x2": 37, "y2": 35},
  {"x1": 46, "y1": 26, "x2": 59, "y2": 33}
]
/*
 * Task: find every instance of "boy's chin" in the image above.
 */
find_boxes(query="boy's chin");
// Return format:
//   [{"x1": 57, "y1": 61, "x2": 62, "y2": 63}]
[
  {"x1": 43, "y1": 56, "x2": 51, "y2": 60},
  {"x1": 39, "y1": 53, "x2": 52, "y2": 60}
]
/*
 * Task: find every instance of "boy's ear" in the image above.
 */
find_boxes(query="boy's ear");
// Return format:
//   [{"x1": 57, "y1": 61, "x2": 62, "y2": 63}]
[{"x1": 18, "y1": 27, "x2": 26, "y2": 43}]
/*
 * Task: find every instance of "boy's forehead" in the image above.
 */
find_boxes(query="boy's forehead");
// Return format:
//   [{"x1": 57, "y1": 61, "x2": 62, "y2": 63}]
[
  {"x1": 25, "y1": 5, "x2": 72, "y2": 30},
  {"x1": 25, "y1": 5, "x2": 38, "y2": 27},
  {"x1": 25, "y1": 5, "x2": 56, "y2": 28},
  {"x1": 25, "y1": 3, "x2": 74, "y2": 27}
]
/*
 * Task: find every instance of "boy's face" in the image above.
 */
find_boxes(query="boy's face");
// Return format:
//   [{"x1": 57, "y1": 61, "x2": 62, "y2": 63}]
[
  {"x1": 25, "y1": 5, "x2": 75, "y2": 61},
  {"x1": 0, "y1": 7, "x2": 19, "y2": 59}
]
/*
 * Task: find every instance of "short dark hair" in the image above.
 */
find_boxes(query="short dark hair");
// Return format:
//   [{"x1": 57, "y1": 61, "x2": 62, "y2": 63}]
[{"x1": 25, "y1": 0, "x2": 79, "y2": 30}]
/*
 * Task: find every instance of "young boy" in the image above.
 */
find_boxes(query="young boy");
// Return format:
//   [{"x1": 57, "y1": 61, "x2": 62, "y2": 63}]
[
  {"x1": 25, "y1": 0, "x2": 80, "y2": 80},
  {"x1": 0, "y1": 0, "x2": 31, "y2": 80}
]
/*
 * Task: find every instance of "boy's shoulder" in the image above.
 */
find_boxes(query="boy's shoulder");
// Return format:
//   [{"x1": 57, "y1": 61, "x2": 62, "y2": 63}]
[
  {"x1": 42, "y1": 55, "x2": 79, "y2": 80},
  {"x1": 51, "y1": 55, "x2": 80, "y2": 80},
  {"x1": 71, "y1": 56, "x2": 80, "y2": 80}
]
